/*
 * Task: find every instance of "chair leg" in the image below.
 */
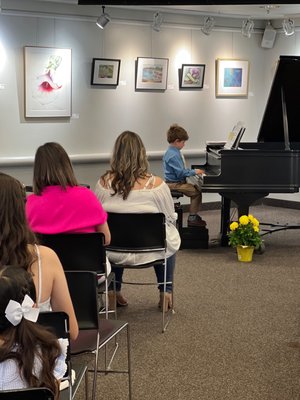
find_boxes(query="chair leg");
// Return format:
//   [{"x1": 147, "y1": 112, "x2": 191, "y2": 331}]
[
  {"x1": 90, "y1": 336, "x2": 100, "y2": 400},
  {"x1": 127, "y1": 324, "x2": 132, "y2": 400},
  {"x1": 84, "y1": 369, "x2": 89, "y2": 400},
  {"x1": 161, "y1": 259, "x2": 174, "y2": 333}
]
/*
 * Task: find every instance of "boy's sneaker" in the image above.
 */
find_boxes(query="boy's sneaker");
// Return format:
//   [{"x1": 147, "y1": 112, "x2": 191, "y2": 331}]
[{"x1": 188, "y1": 214, "x2": 207, "y2": 227}]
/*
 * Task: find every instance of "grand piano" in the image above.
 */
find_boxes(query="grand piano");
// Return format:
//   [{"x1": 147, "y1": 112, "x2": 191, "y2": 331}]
[{"x1": 194, "y1": 55, "x2": 300, "y2": 246}]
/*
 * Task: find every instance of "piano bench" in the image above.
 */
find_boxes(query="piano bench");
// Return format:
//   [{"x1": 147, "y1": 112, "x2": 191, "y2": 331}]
[
  {"x1": 179, "y1": 226, "x2": 209, "y2": 250},
  {"x1": 170, "y1": 190, "x2": 184, "y2": 200}
]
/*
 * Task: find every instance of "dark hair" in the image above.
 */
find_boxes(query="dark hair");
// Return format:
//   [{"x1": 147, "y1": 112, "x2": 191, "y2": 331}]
[
  {"x1": 102, "y1": 131, "x2": 149, "y2": 200},
  {"x1": 167, "y1": 123, "x2": 189, "y2": 143},
  {"x1": 0, "y1": 173, "x2": 36, "y2": 268},
  {"x1": 0, "y1": 266, "x2": 61, "y2": 397},
  {"x1": 33, "y1": 142, "x2": 78, "y2": 195}
]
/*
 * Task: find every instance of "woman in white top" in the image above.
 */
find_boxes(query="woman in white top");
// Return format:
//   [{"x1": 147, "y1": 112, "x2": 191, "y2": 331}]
[
  {"x1": 0, "y1": 172, "x2": 78, "y2": 340},
  {"x1": 95, "y1": 131, "x2": 181, "y2": 310}
]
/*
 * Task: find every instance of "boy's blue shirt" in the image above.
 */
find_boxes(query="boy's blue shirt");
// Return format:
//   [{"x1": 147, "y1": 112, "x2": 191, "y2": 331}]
[{"x1": 163, "y1": 145, "x2": 196, "y2": 182}]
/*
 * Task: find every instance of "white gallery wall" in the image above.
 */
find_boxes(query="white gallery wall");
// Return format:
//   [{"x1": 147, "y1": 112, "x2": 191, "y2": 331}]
[{"x1": 0, "y1": 2, "x2": 300, "y2": 203}]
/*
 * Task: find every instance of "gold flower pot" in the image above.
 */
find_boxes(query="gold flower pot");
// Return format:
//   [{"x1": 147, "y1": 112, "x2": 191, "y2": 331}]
[{"x1": 236, "y1": 245, "x2": 254, "y2": 262}]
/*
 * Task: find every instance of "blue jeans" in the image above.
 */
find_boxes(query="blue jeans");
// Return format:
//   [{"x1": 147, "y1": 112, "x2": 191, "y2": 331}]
[{"x1": 111, "y1": 254, "x2": 176, "y2": 293}]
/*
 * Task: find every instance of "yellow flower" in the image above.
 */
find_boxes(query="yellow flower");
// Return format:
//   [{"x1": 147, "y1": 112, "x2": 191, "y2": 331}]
[
  {"x1": 239, "y1": 215, "x2": 249, "y2": 225},
  {"x1": 252, "y1": 218, "x2": 259, "y2": 227},
  {"x1": 230, "y1": 221, "x2": 239, "y2": 231},
  {"x1": 248, "y1": 214, "x2": 254, "y2": 222},
  {"x1": 254, "y1": 226, "x2": 259, "y2": 232}
]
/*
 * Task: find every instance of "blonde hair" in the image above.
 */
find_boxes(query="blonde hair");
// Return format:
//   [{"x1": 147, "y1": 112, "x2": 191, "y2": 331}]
[{"x1": 102, "y1": 131, "x2": 149, "y2": 200}]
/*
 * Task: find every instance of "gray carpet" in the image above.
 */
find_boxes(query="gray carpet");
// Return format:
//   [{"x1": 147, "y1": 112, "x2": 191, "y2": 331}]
[{"x1": 71, "y1": 204, "x2": 300, "y2": 400}]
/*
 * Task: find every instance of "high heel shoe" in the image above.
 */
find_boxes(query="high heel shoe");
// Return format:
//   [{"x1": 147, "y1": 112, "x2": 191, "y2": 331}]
[
  {"x1": 116, "y1": 292, "x2": 128, "y2": 307},
  {"x1": 158, "y1": 292, "x2": 172, "y2": 312},
  {"x1": 108, "y1": 291, "x2": 128, "y2": 310}
]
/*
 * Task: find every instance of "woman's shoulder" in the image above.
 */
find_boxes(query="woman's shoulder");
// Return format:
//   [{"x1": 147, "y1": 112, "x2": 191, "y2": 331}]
[
  {"x1": 152, "y1": 175, "x2": 164, "y2": 188},
  {"x1": 30, "y1": 244, "x2": 62, "y2": 269}
]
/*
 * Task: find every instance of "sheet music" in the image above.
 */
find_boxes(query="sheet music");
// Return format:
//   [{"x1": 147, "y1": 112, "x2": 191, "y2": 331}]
[
  {"x1": 208, "y1": 121, "x2": 246, "y2": 157},
  {"x1": 224, "y1": 121, "x2": 245, "y2": 150}
]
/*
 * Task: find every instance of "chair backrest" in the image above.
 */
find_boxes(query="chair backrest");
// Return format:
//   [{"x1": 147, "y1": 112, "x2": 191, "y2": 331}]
[
  {"x1": 107, "y1": 213, "x2": 166, "y2": 252},
  {"x1": 37, "y1": 311, "x2": 69, "y2": 345},
  {"x1": 0, "y1": 387, "x2": 54, "y2": 400},
  {"x1": 37, "y1": 311, "x2": 71, "y2": 379},
  {"x1": 38, "y1": 233, "x2": 106, "y2": 274},
  {"x1": 64, "y1": 271, "x2": 99, "y2": 331}
]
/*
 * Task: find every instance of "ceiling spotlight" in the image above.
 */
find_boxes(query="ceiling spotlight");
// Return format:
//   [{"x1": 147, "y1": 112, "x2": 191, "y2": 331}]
[
  {"x1": 201, "y1": 16, "x2": 215, "y2": 36},
  {"x1": 152, "y1": 12, "x2": 163, "y2": 32},
  {"x1": 282, "y1": 18, "x2": 295, "y2": 36},
  {"x1": 96, "y1": 6, "x2": 110, "y2": 29},
  {"x1": 241, "y1": 18, "x2": 254, "y2": 38}
]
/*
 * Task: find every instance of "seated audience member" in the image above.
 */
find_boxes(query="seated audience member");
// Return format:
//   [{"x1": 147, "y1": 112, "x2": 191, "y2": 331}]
[
  {"x1": 0, "y1": 265, "x2": 68, "y2": 398},
  {"x1": 26, "y1": 142, "x2": 110, "y2": 245},
  {"x1": 163, "y1": 123, "x2": 207, "y2": 227},
  {"x1": 25, "y1": 142, "x2": 111, "y2": 285},
  {"x1": 0, "y1": 172, "x2": 78, "y2": 340},
  {"x1": 95, "y1": 130, "x2": 181, "y2": 310}
]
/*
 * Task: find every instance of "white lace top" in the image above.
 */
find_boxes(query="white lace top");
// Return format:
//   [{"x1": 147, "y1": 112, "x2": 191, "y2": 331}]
[{"x1": 94, "y1": 177, "x2": 181, "y2": 264}]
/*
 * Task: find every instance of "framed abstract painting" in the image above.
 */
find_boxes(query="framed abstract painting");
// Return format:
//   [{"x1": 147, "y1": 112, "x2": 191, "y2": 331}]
[
  {"x1": 216, "y1": 59, "x2": 249, "y2": 97},
  {"x1": 179, "y1": 64, "x2": 205, "y2": 89},
  {"x1": 24, "y1": 46, "x2": 72, "y2": 117}
]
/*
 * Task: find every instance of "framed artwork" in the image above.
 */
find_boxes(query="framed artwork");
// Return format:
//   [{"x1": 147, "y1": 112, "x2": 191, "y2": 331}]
[
  {"x1": 24, "y1": 46, "x2": 71, "y2": 117},
  {"x1": 135, "y1": 57, "x2": 169, "y2": 90},
  {"x1": 216, "y1": 59, "x2": 249, "y2": 97},
  {"x1": 179, "y1": 64, "x2": 205, "y2": 89},
  {"x1": 91, "y1": 58, "x2": 121, "y2": 86}
]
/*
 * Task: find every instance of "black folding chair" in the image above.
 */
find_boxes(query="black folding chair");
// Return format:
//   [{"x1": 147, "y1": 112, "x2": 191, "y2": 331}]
[
  {"x1": 37, "y1": 311, "x2": 88, "y2": 400},
  {"x1": 0, "y1": 388, "x2": 54, "y2": 400},
  {"x1": 65, "y1": 270, "x2": 132, "y2": 400},
  {"x1": 106, "y1": 212, "x2": 174, "y2": 332},
  {"x1": 38, "y1": 232, "x2": 115, "y2": 319}
]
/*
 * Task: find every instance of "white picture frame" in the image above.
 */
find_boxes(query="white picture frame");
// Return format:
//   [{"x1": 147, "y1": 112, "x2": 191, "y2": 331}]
[{"x1": 24, "y1": 46, "x2": 72, "y2": 117}]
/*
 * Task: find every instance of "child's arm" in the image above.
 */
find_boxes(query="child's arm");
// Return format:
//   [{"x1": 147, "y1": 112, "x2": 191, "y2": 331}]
[{"x1": 166, "y1": 154, "x2": 198, "y2": 181}]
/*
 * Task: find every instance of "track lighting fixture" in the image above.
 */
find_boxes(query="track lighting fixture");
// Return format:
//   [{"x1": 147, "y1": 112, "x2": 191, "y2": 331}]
[
  {"x1": 152, "y1": 12, "x2": 163, "y2": 32},
  {"x1": 201, "y1": 16, "x2": 215, "y2": 36},
  {"x1": 241, "y1": 18, "x2": 254, "y2": 38},
  {"x1": 282, "y1": 18, "x2": 295, "y2": 36},
  {"x1": 96, "y1": 6, "x2": 110, "y2": 29}
]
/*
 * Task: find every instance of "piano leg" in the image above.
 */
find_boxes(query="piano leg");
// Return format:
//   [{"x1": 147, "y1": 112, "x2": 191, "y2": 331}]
[
  {"x1": 219, "y1": 192, "x2": 269, "y2": 247},
  {"x1": 220, "y1": 196, "x2": 231, "y2": 246}
]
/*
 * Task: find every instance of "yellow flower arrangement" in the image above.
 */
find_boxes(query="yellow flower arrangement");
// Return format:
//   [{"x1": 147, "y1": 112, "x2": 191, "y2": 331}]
[{"x1": 228, "y1": 214, "x2": 262, "y2": 248}]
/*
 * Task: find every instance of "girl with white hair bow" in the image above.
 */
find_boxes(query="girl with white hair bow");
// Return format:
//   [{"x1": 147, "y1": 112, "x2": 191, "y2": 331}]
[{"x1": 0, "y1": 266, "x2": 67, "y2": 399}]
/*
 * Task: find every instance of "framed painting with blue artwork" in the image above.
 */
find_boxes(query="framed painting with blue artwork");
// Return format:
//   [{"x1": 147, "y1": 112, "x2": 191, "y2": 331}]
[
  {"x1": 135, "y1": 57, "x2": 169, "y2": 91},
  {"x1": 216, "y1": 59, "x2": 249, "y2": 97}
]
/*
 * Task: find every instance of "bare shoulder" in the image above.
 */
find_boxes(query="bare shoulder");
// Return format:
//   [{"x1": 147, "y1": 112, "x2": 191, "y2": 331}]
[
  {"x1": 152, "y1": 175, "x2": 164, "y2": 188},
  {"x1": 37, "y1": 245, "x2": 62, "y2": 267}
]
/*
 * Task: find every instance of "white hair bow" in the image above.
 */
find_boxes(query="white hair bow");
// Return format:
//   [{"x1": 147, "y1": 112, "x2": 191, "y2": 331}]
[{"x1": 5, "y1": 294, "x2": 40, "y2": 326}]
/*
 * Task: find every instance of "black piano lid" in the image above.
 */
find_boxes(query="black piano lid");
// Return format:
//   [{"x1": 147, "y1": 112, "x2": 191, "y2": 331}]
[{"x1": 257, "y1": 55, "x2": 300, "y2": 146}]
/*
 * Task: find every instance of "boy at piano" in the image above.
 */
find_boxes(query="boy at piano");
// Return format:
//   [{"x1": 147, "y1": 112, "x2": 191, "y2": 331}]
[{"x1": 163, "y1": 123, "x2": 206, "y2": 227}]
